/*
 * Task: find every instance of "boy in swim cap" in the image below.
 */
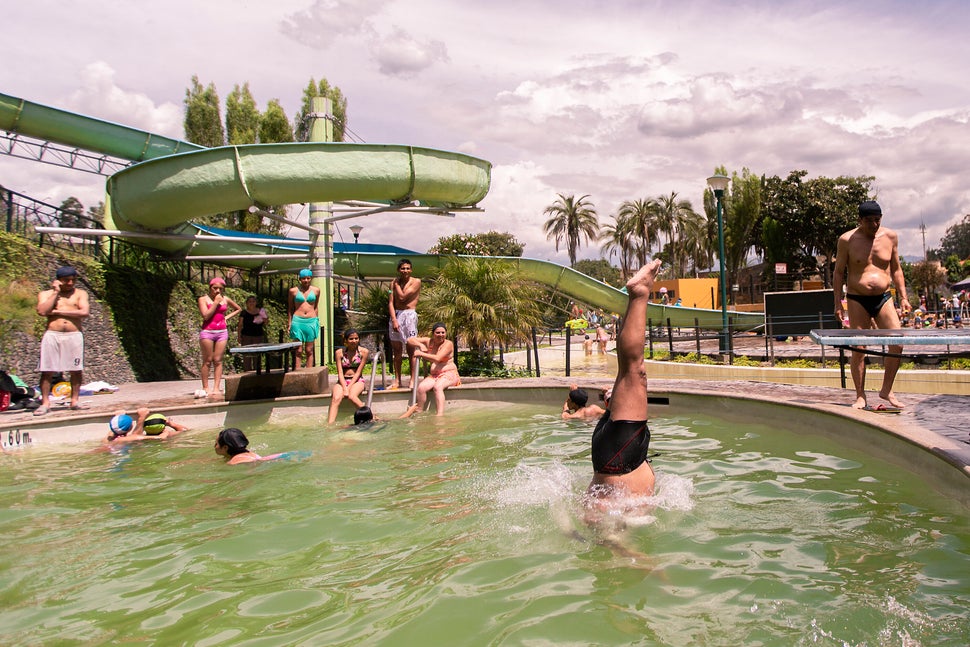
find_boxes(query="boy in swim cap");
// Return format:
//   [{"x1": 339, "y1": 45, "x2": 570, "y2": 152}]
[
  {"x1": 561, "y1": 384, "x2": 606, "y2": 420},
  {"x1": 104, "y1": 407, "x2": 189, "y2": 443}
]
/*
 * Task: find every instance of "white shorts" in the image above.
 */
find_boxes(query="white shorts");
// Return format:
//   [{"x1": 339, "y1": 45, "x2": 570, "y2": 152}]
[
  {"x1": 37, "y1": 330, "x2": 84, "y2": 372},
  {"x1": 388, "y1": 309, "x2": 418, "y2": 343}
]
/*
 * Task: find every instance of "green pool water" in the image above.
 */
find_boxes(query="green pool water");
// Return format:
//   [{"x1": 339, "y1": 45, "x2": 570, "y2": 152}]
[{"x1": 1, "y1": 400, "x2": 967, "y2": 645}]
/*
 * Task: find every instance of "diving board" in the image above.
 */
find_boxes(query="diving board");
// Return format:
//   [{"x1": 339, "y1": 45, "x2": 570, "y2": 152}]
[{"x1": 810, "y1": 328, "x2": 970, "y2": 388}]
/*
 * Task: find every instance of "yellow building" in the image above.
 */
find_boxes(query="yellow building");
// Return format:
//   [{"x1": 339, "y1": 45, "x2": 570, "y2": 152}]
[{"x1": 652, "y1": 278, "x2": 721, "y2": 309}]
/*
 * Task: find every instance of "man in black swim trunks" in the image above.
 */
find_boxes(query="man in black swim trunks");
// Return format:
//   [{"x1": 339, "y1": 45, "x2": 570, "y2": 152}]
[
  {"x1": 833, "y1": 201, "x2": 910, "y2": 410},
  {"x1": 585, "y1": 259, "x2": 663, "y2": 507}
]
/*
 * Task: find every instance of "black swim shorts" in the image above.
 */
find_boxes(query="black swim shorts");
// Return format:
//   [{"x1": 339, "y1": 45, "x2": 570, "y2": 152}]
[{"x1": 590, "y1": 410, "x2": 651, "y2": 474}]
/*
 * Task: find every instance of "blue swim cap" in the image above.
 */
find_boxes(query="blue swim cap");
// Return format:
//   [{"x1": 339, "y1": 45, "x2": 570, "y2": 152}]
[
  {"x1": 109, "y1": 414, "x2": 134, "y2": 436},
  {"x1": 298, "y1": 269, "x2": 313, "y2": 278}
]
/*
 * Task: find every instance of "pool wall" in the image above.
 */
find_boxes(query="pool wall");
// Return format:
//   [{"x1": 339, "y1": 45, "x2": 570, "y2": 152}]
[{"x1": 6, "y1": 382, "x2": 967, "y2": 507}]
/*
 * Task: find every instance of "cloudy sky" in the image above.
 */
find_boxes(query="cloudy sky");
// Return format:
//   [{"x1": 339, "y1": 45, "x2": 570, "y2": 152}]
[{"x1": 3, "y1": 0, "x2": 970, "y2": 264}]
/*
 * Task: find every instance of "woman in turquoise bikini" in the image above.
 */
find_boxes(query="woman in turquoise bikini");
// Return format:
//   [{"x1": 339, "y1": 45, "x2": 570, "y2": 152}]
[
  {"x1": 328, "y1": 328, "x2": 371, "y2": 424},
  {"x1": 288, "y1": 269, "x2": 321, "y2": 368}
]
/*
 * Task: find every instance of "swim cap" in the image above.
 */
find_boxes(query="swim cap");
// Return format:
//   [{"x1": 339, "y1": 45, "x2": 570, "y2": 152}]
[
  {"x1": 299, "y1": 269, "x2": 313, "y2": 278},
  {"x1": 431, "y1": 322, "x2": 447, "y2": 333},
  {"x1": 143, "y1": 413, "x2": 168, "y2": 436},
  {"x1": 859, "y1": 201, "x2": 882, "y2": 217},
  {"x1": 209, "y1": 277, "x2": 226, "y2": 286},
  {"x1": 109, "y1": 414, "x2": 134, "y2": 436},
  {"x1": 568, "y1": 388, "x2": 588, "y2": 408},
  {"x1": 55, "y1": 266, "x2": 78, "y2": 278}
]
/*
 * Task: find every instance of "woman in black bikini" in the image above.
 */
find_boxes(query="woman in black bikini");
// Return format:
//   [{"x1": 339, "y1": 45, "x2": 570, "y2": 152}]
[{"x1": 327, "y1": 329, "x2": 370, "y2": 424}]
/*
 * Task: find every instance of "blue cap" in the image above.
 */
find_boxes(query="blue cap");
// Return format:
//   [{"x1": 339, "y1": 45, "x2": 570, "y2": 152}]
[
  {"x1": 109, "y1": 414, "x2": 134, "y2": 436},
  {"x1": 298, "y1": 269, "x2": 313, "y2": 278}
]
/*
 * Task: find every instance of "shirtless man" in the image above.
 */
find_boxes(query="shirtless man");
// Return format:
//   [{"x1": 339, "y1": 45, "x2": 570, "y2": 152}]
[
  {"x1": 833, "y1": 201, "x2": 910, "y2": 410},
  {"x1": 561, "y1": 384, "x2": 606, "y2": 420},
  {"x1": 585, "y1": 259, "x2": 662, "y2": 510},
  {"x1": 35, "y1": 266, "x2": 90, "y2": 415},
  {"x1": 388, "y1": 258, "x2": 421, "y2": 389}
]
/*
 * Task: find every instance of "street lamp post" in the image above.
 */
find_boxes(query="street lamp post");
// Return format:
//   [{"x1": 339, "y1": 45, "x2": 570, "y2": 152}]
[
  {"x1": 349, "y1": 224, "x2": 363, "y2": 308},
  {"x1": 706, "y1": 174, "x2": 731, "y2": 354}
]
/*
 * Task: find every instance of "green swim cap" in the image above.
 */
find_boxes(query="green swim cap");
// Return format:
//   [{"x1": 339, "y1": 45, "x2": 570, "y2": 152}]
[{"x1": 143, "y1": 413, "x2": 168, "y2": 436}]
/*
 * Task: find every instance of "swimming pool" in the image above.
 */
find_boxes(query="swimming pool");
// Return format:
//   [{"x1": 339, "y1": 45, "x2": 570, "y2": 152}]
[{"x1": 1, "y1": 395, "x2": 967, "y2": 645}]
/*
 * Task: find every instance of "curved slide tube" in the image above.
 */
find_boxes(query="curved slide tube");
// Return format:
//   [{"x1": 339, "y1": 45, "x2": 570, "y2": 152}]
[
  {"x1": 105, "y1": 143, "x2": 492, "y2": 231},
  {"x1": 0, "y1": 92, "x2": 202, "y2": 161}
]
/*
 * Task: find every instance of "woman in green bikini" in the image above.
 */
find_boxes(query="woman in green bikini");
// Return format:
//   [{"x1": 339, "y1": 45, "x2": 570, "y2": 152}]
[{"x1": 288, "y1": 269, "x2": 321, "y2": 368}]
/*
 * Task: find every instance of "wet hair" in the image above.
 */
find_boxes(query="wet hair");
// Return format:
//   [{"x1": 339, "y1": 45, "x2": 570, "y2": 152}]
[
  {"x1": 246, "y1": 295, "x2": 257, "y2": 302},
  {"x1": 431, "y1": 322, "x2": 447, "y2": 333},
  {"x1": 397, "y1": 258, "x2": 412, "y2": 269},
  {"x1": 343, "y1": 328, "x2": 360, "y2": 340},
  {"x1": 217, "y1": 428, "x2": 249, "y2": 455},
  {"x1": 568, "y1": 388, "x2": 588, "y2": 408},
  {"x1": 353, "y1": 406, "x2": 373, "y2": 425}
]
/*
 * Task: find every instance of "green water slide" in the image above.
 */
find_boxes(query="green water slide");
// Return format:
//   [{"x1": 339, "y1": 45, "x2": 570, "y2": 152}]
[{"x1": 1, "y1": 91, "x2": 764, "y2": 329}]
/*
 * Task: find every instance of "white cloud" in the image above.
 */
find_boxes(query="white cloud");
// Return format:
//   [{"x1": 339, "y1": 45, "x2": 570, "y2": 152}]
[{"x1": 66, "y1": 62, "x2": 182, "y2": 137}]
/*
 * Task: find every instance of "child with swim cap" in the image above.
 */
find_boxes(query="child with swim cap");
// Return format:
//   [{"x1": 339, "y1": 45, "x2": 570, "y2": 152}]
[{"x1": 104, "y1": 407, "x2": 189, "y2": 443}]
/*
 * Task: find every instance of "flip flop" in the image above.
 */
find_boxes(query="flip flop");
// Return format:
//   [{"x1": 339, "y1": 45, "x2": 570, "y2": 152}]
[
  {"x1": 864, "y1": 404, "x2": 902, "y2": 413},
  {"x1": 69, "y1": 403, "x2": 90, "y2": 410},
  {"x1": 32, "y1": 406, "x2": 49, "y2": 416}
]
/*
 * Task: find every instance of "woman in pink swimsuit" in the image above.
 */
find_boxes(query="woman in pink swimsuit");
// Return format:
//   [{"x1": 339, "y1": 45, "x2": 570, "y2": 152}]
[
  {"x1": 327, "y1": 329, "x2": 371, "y2": 424},
  {"x1": 408, "y1": 322, "x2": 460, "y2": 416},
  {"x1": 197, "y1": 277, "x2": 241, "y2": 398}
]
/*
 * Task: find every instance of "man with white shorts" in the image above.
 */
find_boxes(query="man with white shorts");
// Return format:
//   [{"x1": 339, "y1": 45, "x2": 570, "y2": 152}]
[
  {"x1": 388, "y1": 258, "x2": 421, "y2": 389},
  {"x1": 35, "y1": 266, "x2": 89, "y2": 415}
]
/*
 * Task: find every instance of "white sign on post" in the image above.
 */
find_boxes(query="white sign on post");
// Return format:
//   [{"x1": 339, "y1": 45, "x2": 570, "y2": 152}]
[{"x1": 775, "y1": 263, "x2": 787, "y2": 275}]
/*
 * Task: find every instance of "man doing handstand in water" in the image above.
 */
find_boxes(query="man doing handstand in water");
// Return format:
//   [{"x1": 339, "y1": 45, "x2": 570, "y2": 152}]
[{"x1": 585, "y1": 259, "x2": 662, "y2": 510}]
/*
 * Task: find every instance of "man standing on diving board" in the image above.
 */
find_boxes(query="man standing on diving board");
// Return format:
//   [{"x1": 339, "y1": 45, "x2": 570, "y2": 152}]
[{"x1": 833, "y1": 200, "x2": 911, "y2": 410}]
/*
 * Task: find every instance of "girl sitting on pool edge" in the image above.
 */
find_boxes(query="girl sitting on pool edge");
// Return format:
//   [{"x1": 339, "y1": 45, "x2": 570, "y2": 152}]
[{"x1": 214, "y1": 428, "x2": 285, "y2": 464}]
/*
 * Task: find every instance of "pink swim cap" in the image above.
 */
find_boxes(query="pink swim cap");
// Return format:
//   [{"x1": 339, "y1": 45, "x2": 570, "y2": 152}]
[{"x1": 209, "y1": 277, "x2": 226, "y2": 286}]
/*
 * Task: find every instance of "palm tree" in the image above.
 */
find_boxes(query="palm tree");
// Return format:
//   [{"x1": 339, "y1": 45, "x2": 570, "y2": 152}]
[
  {"x1": 655, "y1": 192, "x2": 699, "y2": 277},
  {"x1": 543, "y1": 193, "x2": 599, "y2": 266},
  {"x1": 600, "y1": 217, "x2": 634, "y2": 280},
  {"x1": 419, "y1": 257, "x2": 544, "y2": 361},
  {"x1": 616, "y1": 198, "x2": 659, "y2": 265}
]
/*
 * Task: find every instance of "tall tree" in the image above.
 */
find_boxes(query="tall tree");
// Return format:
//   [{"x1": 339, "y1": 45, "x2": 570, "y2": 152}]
[
  {"x1": 225, "y1": 83, "x2": 260, "y2": 145},
  {"x1": 58, "y1": 196, "x2": 84, "y2": 229},
  {"x1": 655, "y1": 191, "x2": 700, "y2": 277},
  {"x1": 616, "y1": 198, "x2": 658, "y2": 265},
  {"x1": 759, "y1": 170, "x2": 872, "y2": 286},
  {"x1": 295, "y1": 77, "x2": 348, "y2": 142},
  {"x1": 930, "y1": 214, "x2": 970, "y2": 261},
  {"x1": 542, "y1": 193, "x2": 599, "y2": 265},
  {"x1": 259, "y1": 99, "x2": 294, "y2": 143},
  {"x1": 183, "y1": 75, "x2": 224, "y2": 146},
  {"x1": 599, "y1": 216, "x2": 635, "y2": 280},
  {"x1": 86, "y1": 201, "x2": 105, "y2": 228}
]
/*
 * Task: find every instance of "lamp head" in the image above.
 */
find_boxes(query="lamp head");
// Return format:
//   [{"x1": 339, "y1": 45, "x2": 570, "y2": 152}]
[
  {"x1": 349, "y1": 224, "x2": 363, "y2": 242},
  {"x1": 706, "y1": 174, "x2": 730, "y2": 196}
]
